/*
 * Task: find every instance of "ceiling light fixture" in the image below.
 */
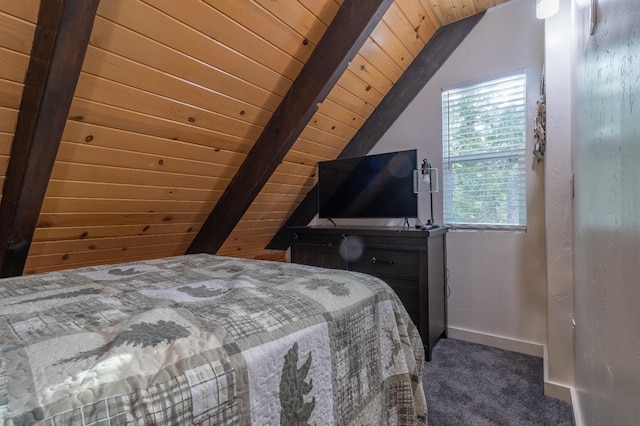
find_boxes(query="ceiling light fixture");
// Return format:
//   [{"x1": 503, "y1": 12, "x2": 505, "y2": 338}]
[{"x1": 536, "y1": 0, "x2": 559, "y2": 19}]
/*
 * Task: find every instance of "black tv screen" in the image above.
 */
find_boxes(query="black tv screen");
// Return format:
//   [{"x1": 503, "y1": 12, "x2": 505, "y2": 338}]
[{"x1": 318, "y1": 149, "x2": 418, "y2": 219}]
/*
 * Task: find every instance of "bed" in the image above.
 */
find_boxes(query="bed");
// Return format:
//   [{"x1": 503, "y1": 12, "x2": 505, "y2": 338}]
[{"x1": 0, "y1": 254, "x2": 427, "y2": 425}]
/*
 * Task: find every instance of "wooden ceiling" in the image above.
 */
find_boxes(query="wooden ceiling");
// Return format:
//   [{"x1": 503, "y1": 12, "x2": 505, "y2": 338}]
[{"x1": 0, "y1": 0, "x2": 507, "y2": 275}]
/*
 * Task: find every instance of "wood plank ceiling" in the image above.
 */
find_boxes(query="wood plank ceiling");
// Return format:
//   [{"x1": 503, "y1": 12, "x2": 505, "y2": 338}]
[{"x1": 0, "y1": 0, "x2": 508, "y2": 275}]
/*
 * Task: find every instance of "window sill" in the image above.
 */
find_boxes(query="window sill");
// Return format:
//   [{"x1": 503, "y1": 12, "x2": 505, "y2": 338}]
[{"x1": 444, "y1": 224, "x2": 527, "y2": 232}]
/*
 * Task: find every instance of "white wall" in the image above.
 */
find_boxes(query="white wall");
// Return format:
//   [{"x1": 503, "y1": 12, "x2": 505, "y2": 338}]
[
  {"x1": 544, "y1": 0, "x2": 575, "y2": 399},
  {"x1": 374, "y1": 0, "x2": 547, "y2": 351},
  {"x1": 572, "y1": 0, "x2": 640, "y2": 424}
]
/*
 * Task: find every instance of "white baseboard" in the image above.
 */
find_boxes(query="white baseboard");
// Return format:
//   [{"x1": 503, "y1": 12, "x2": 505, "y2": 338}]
[
  {"x1": 543, "y1": 380, "x2": 572, "y2": 404},
  {"x1": 570, "y1": 387, "x2": 584, "y2": 426},
  {"x1": 447, "y1": 326, "x2": 544, "y2": 357},
  {"x1": 542, "y1": 345, "x2": 573, "y2": 404}
]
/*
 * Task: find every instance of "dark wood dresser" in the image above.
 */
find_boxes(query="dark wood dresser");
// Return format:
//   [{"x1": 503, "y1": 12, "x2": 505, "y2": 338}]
[{"x1": 289, "y1": 225, "x2": 448, "y2": 361}]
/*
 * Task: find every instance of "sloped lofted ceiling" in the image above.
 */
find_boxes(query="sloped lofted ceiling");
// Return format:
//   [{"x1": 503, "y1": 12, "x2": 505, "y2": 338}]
[{"x1": 0, "y1": 0, "x2": 507, "y2": 275}]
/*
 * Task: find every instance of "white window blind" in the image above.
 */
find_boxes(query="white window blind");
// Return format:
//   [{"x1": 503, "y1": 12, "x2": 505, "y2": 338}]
[{"x1": 442, "y1": 72, "x2": 527, "y2": 228}]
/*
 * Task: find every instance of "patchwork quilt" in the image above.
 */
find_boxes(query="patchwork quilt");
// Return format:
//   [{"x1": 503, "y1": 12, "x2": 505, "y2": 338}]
[{"x1": 0, "y1": 254, "x2": 427, "y2": 425}]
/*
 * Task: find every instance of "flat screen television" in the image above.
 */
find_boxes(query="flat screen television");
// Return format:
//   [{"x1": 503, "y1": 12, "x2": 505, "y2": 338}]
[{"x1": 318, "y1": 149, "x2": 418, "y2": 219}]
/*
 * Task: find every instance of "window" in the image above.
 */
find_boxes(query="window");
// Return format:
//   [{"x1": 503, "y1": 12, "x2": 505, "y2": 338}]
[{"x1": 442, "y1": 71, "x2": 527, "y2": 229}]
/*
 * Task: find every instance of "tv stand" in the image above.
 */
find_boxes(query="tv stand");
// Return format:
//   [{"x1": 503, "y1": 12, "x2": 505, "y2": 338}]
[{"x1": 288, "y1": 225, "x2": 448, "y2": 361}]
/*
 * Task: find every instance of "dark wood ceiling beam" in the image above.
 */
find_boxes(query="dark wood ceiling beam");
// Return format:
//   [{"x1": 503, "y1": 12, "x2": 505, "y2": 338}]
[
  {"x1": 266, "y1": 12, "x2": 485, "y2": 250},
  {"x1": 0, "y1": 0, "x2": 100, "y2": 277},
  {"x1": 187, "y1": 0, "x2": 393, "y2": 255}
]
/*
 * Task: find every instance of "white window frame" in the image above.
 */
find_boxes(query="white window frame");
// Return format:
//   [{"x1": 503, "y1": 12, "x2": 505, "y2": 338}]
[{"x1": 441, "y1": 70, "x2": 527, "y2": 231}]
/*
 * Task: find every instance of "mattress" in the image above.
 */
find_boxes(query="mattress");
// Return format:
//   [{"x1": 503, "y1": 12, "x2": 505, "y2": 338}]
[{"x1": 0, "y1": 254, "x2": 427, "y2": 425}]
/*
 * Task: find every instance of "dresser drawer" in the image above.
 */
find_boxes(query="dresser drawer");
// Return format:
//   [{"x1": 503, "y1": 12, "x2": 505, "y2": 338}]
[
  {"x1": 291, "y1": 243, "x2": 347, "y2": 270},
  {"x1": 381, "y1": 277, "x2": 420, "y2": 312},
  {"x1": 291, "y1": 230, "x2": 345, "y2": 246},
  {"x1": 405, "y1": 309, "x2": 421, "y2": 330},
  {"x1": 350, "y1": 248, "x2": 420, "y2": 280}
]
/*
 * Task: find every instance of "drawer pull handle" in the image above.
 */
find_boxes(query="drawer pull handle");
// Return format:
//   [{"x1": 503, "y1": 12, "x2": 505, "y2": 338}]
[{"x1": 371, "y1": 257, "x2": 394, "y2": 265}]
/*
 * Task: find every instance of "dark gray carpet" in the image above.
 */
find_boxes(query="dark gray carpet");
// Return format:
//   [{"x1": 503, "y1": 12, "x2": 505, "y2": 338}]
[{"x1": 422, "y1": 338, "x2": 574, "y2": 426}]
